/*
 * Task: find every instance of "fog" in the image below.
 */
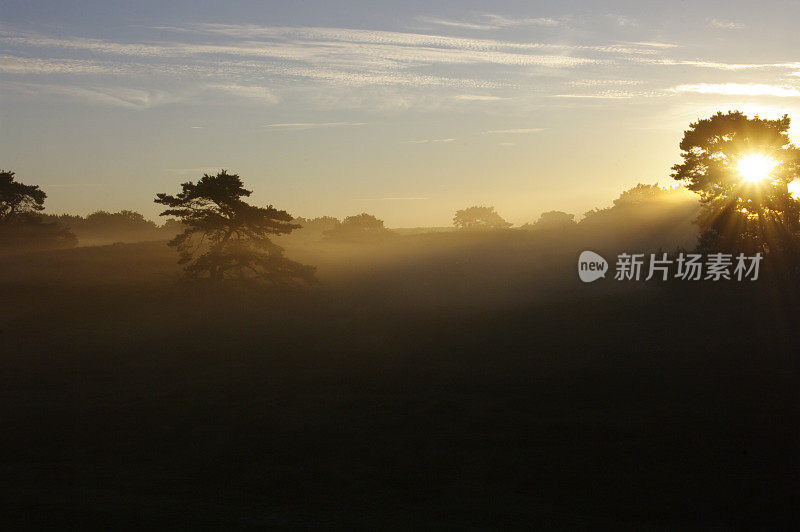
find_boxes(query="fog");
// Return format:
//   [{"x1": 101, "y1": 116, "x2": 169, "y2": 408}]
[
  {"x1": 2, "y1": 183, "x2": 703, "y2": 313},
  {"x1": 3, "y1": 181, "x2": 798, "y2": 527}
]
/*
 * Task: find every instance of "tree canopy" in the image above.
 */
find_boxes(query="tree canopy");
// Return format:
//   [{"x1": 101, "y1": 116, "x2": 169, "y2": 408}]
[
  {"x1": 0, "y1": 170, "x2": 76, "y2": 251},
  {"x1": 155, "y1": 170, "x2": 316, "y2": 286},
  {"x1": 523, "y1": 210, "x2": 576, "y2": 231},
  {"x1": 0, "y1": 170, "x2": 47, "y2": 221},
  {"x1": 294, "y1": 216, "x2": 341, "y2": 235},
  {"x1": 671, "y1": 111, "x2": 800, "y2": 253},
  {"x1": 323, "y1": 213, "x2": 394, "y2": 242},
  {"x1": 453, "y1": 206, "x2": 512, "y2": 230},
  {"x1": 42, "y1": 210, "x2": 181, "y2": 244}
]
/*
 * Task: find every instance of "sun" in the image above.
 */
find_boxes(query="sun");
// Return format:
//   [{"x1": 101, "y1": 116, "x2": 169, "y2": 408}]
[
  {"x1": 789, "y1": 179, "x2": 800, "y2": 199},
  {"x1": 737, "y1": 154, "x2": 777, "y2": 184}
]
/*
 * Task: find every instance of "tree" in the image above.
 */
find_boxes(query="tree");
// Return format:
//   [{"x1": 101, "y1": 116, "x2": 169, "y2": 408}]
[
  {"x1": 80, "y1": 210, "x2": 159, "y2": 241},
  {"x1": 294, "y1": 216, "x2": 341, "y2": 235},
  {"x1": 581, "y1": 183, "x2": 677, "y2": 221},
  {"x1": 578, "y1": 183, "x2": 701, "y2": 252},
  {"x1": 0, "y1": 213, "x2": 77, "y2": 251},
  {"x1": 453, "y1": 206, "x2": 512, "y2": 230},
  {"x1": 154, "y1": 170, "x2": 316, "y2": 286},
  {"x1": 0, "y1": 170, "x2": 46, "y2": 221},
  {"x1": 523, "y1": 210, "x2": 576, "y2": 231},
  {"x1": 323, "y1": 213, "x2": 394, "y2": 242},
  {"x1": 0, "y1": 170, "x2": 76, "y2": 251},
  {"x1": 42, "y1": 210, "x2": 182, "y2": 243},
  {"x1": 671, "y1": 111, "x2": 800, "y2": 254}
]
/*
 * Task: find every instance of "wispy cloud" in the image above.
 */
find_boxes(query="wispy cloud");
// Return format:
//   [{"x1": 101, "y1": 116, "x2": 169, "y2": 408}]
[
  {"x1": 673, "y1": 83, "x2": 800, "y2": 97},
  {"x1": 3, "y1": 26, "x2": 587, "y2": 64},
  {"x1": 483, "y1": 128, "x2": 544, "y2": 134},
  {"x1": 569, "y1": 79, "x2": 644, "y2": 86},
  {"x1": 1, "y1": 81, "x2": 173, "y2": 109},
  {"x1": 1, "y1": 78, "x2": 280, "y2": 108},
  {"x1": 416, "y1": 16, "x2": 498, "y2": 30},
  {"x1": 710, "y1": 19, "x2": 745, "y2": 29},
  {"x1": 151, "y1": 24, "x2": 657, "y2": 57},
  {"x1": 3, "y1": 21, "x2": 798, "y2": 113},
  {"x1": 481, "y1": 13, "x2": 563, "y2": 28},
  {"x1": 624, "y1": 41, "x2": 679, "y2": 49},
  {"x1": 418, "y1": 13, "x2": 564, "y2": 30},
  {"x1": 206, "y1": 83, "x2": 278, "y2": 103},
  {"x1": 553, "y1": 92, "x2": 634, "y2": 99},
  {"x1": 0, "y1": 22, "x2": 713, "y2": 109},
  {"x1": 403, "y1": 138, "x2": 456, "y2": 144},
  {"x1": 454, "y1": 94, "x2": 508, "y2": 101},
  {"x1": 261, "y1": 122, "x2": 367, "y2": 130},
  {"x1": 0, "y1": 54, "x2": 131, "y2": 74},
  {"x1": 1, "y1": 25, "x2": 609, "y2": 98},
  {"x1": 636, "y1": 57, "x2": 800, "y2": 71}
]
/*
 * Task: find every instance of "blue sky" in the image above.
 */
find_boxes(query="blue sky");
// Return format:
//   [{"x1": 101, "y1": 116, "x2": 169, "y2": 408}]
[{"x1": 1, "y1": 0, "x2": 799, "y2": 226}]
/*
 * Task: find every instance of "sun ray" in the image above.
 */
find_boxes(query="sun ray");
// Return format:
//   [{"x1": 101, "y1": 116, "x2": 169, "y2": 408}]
[
  {"x1": 789, "y1": 179, "x2": 800, "y2": 199},
  {"x1": 736, "y1": 154, "x2": 777, "y2": 184}
]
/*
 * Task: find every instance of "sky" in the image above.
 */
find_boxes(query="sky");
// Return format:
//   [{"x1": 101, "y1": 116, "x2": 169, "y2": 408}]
[{"x1": 1, "y1": 0, "x2": 799, "y2": 227}]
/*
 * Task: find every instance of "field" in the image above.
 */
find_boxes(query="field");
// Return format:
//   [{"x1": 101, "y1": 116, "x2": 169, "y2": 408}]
[{"x1": 1, "y1": 234, "x2": 798, "y2": 527}]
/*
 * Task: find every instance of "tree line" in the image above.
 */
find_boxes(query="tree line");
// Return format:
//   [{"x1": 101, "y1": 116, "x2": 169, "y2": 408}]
[{"x1": 2, "y1": 111, "x2": 799, "y2": 286}]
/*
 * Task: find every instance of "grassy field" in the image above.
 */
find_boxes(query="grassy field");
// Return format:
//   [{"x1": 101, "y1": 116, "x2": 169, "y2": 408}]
[{"x1": 1, "y1": 236, "x2": 798, "y2": 527}]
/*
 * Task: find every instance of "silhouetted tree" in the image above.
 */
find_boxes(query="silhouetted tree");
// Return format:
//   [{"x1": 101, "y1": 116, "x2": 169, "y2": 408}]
[
  {"x1": 582, "y1": 183, "x2": 677, "y2": 221},
  {"x1": 155, "y1": 170, "x2": 316, "y2": 285},
  {"x1": 294, "y1": 216, "x2": 341, "y2": 235},
  {"x1": 85, "y1": 209, "x2": 153, "y2": 229},
  {"x1": 0, "y1": 170, "x2": 76, "y2": 251},
  {"x1": 523, "y1": 210, "x2": 576, "y2": 231},
  {"x1": 453, "y1": 206, "x2": 512, "y2": 230},
  {"x1": 578, "y1": 183, "x2": 701, "y2": 251},
  {"x1": 0, "y1": 170, "x2": 46, "y2": 221},
  {"x1": 43, "y1": 210, "x2": 183, "y2": 243},
  {"x1": 671, "y1": 111, "x2": 800, "y2": 254},
  {"x1": 79, "y1": 210, "x2": 159, "y2": 241},
  {"x1": 611, "y1": 183, "x2": 671, "y2": 208},
  {"x1": 323, "y1": 213, "x2": 394, "y2": 242},
  {"x1": 0, "y1": 213, "x2": 77, "y2": 251}
]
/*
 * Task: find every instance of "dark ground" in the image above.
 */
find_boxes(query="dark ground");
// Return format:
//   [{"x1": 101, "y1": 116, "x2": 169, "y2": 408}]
[{"x1": 1, "y1": 239, "x2": 798, "y2": 528}]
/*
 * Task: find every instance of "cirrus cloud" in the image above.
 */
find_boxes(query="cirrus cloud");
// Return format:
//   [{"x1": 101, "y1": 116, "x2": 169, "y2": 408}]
[{"x1": 673, "y1": 83, "x2": 800, "y2": 97}]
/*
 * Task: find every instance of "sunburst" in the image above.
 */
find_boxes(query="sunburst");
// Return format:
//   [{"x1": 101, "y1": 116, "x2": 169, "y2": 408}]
[{"x1": 737, "y1": 154, "x2": 777, "y2": 184}]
